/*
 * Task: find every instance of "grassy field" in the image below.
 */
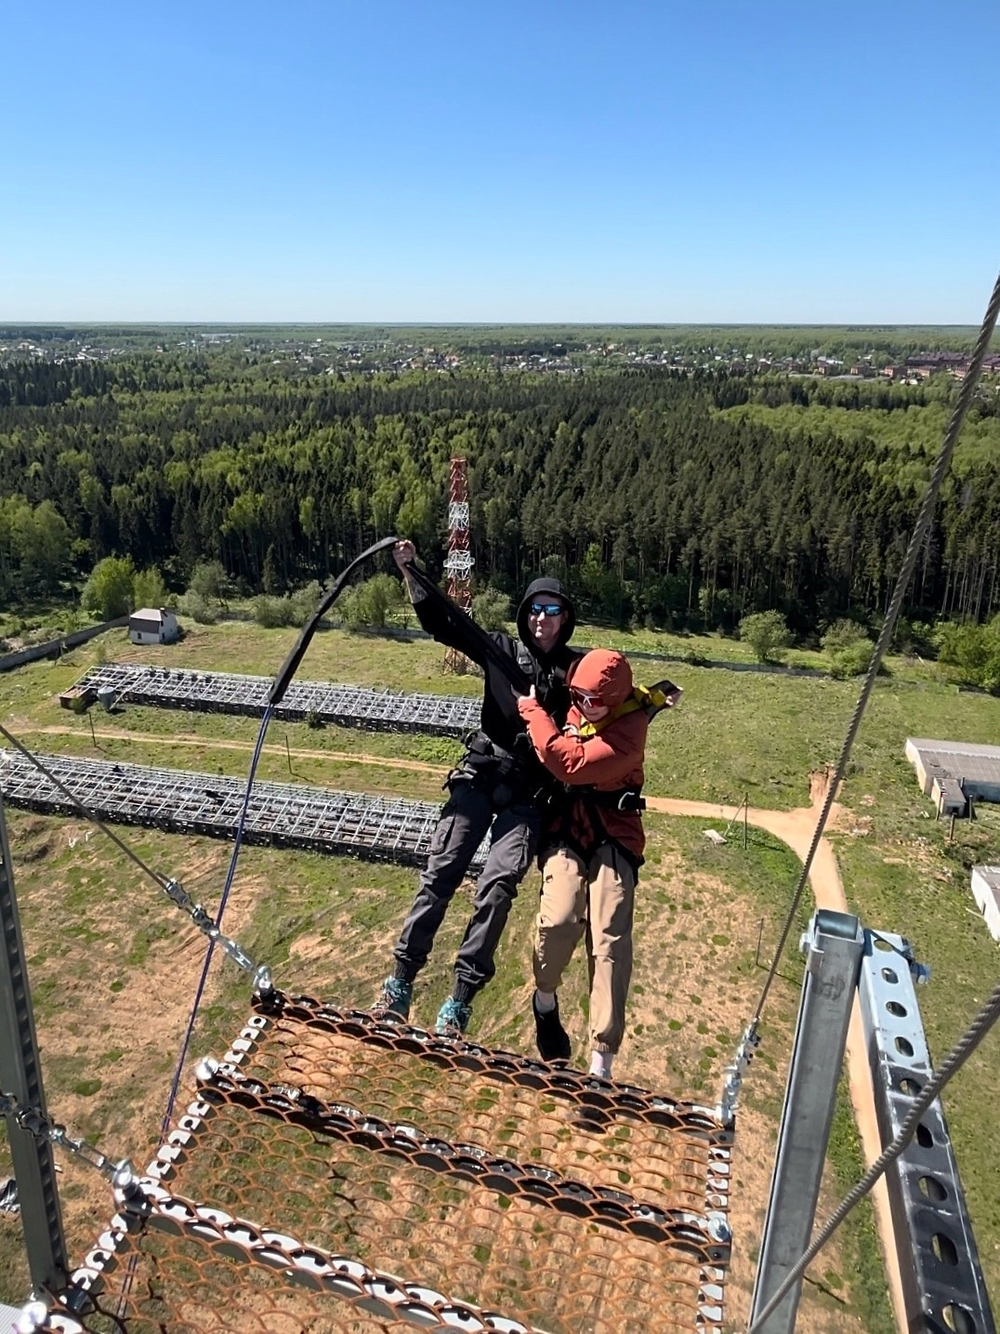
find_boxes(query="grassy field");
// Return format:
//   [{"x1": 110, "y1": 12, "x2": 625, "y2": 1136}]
[{"x1": 0, "y1": 615, "x2": 998, "y2": 1326}]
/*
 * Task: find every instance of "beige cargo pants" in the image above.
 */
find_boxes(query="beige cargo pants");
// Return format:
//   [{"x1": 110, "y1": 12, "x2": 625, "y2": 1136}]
[{"x1": 532, "y1": 844, "x2": 636, "y2": 1054}]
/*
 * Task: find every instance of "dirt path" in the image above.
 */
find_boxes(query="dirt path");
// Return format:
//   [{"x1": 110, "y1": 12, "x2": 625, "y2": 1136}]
[
  {"x1": 31, "y1": 725, "x2": 452, "y2": 776},
  {"x1": 28, "y1": 726, "x2": 904, "y2": 1328},
  {"x1": 647, "y1": 789, "x2": 906, "y2": 1332}
]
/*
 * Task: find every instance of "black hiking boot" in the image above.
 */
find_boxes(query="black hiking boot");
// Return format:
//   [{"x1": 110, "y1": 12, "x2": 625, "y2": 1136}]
[{"x1": 533, "y1": 993, "x2": 571, "y2": 1062}]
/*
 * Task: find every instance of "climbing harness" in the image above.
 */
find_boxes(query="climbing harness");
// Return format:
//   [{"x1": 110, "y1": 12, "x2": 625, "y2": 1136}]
[
  {"x1": 587, "y1": 786, "x2": 646, "y2": 813},
  {"x1": 5, "y1": 268, "x2": 1000, "y2": 1331},
  {"x1": 551, "y1": 676, "x2": 680, "y2": 854}
]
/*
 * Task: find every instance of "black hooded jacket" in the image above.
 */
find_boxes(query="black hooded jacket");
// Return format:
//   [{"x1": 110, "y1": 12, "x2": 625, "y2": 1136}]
[{"x1": 413, "y1": 575, "x2": 581, "y2": 761}]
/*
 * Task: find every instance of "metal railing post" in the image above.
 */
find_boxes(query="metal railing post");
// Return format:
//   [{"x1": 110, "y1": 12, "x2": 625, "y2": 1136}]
[
  {"x1": 749, "y1": 909, "x2": 864, "y2": 1333},
  {"x1": 857, "y1": 930, "x2": 995, "y2": 1334},
  {"x1": 0, "y1": 792, "x2": 68, "y2": 1296}
]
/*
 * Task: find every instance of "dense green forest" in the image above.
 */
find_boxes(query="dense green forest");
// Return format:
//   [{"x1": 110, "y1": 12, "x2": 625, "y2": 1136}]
[{"x1": 1, "y1": 352, "x2": 999, "y2": 637}]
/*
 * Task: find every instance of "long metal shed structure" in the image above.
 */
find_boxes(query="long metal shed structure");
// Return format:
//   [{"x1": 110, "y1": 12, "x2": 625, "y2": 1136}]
[
  {"x1": 60, "y1": 664, "x2": 481, "y2": 738},
  {"x1": 0, "y1": 750, "x2": 486, "y2": 870}
]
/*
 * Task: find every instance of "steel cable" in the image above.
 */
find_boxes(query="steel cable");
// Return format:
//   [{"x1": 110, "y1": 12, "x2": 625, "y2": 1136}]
[
  {"x1": 158, "y1": 704, "x2": 274, "y2": 1136},
  {"x1": 155, "y1": 539, "x2": 405, "y2": 1130},
  {"x1": 742, "y1": 270, "x2": 1000, "y2": 1326},
  {"x1": 749, "y1": 269, "x2": 1000, "y2": 1030},
  {"x1": 117, "y1": 540, "x2": 400, "y2": 1321},
  {"x1": 0, "y1": 719, "x2": 170, "y2": 890}
]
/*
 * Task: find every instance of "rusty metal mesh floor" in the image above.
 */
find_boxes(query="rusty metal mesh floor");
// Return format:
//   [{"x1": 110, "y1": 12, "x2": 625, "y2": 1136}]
[{"x1": 46, "y1": 992, "x2": 732, "y2": 1333}]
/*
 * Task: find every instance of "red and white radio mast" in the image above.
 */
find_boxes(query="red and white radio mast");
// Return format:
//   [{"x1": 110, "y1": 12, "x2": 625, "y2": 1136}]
[{"x1": 443, "y1": 456, "x2": 474, "y2": 674}]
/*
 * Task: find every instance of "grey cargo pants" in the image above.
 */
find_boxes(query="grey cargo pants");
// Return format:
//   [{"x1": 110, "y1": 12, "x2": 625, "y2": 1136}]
[{"x1": 393, "y1": 776, "x2": 543, "y2": 996}]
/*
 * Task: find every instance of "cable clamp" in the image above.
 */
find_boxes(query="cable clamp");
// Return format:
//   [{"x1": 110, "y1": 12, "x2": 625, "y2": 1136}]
[
  {"x1": 718, "y1": 1023, "x2": 760, "y2": 1125},
  {"x1": 162, "y1": 880, "x2": 269, "y2": 979}
]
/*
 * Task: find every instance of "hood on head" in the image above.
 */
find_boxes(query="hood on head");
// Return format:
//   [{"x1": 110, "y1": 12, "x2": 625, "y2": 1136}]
[
  {"x1": 516, "y1": 577, "x2": 576, "y2": 655},
  {"x1": 567, "y1": 649, "x2": 633, "y2": 708}
]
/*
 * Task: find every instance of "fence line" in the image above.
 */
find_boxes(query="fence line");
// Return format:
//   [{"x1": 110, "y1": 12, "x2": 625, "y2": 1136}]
[{"x1": 0, "y1": 617, "x2": 129, "y2": 674}]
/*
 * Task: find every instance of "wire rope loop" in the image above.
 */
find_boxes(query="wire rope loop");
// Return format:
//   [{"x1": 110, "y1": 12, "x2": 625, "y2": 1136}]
[{"x1": 160, "y1": 539, "x2": 401, "y2": 1136}]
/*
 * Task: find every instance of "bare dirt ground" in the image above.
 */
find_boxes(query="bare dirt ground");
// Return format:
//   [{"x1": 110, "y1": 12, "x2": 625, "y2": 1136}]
[
  {"x1": 647, "y1": 772, "x2": 907, "y2": 1333},
  {"x1": 33, "y1": 725, "x2": 453, "y2": 776}
]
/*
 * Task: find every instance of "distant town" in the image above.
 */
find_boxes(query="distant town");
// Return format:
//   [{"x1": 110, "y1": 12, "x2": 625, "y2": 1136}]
[{"x1": 1, "y1": 325, "x2": 998, "y2": 384}]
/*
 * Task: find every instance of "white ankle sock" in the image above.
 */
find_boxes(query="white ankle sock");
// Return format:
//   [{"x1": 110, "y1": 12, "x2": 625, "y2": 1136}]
[
  {"x1": 534, "y1": 989, "x2": 557, "y2": 1013},
  {"x1": 590, "y1": 1051, "x2": 613, "y2": 1079}
]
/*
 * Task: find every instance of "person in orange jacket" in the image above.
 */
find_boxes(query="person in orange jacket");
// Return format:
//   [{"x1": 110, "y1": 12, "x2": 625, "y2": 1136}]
[{"x1": 517, "y1": 648, "x2": 649, "y2": 1081}]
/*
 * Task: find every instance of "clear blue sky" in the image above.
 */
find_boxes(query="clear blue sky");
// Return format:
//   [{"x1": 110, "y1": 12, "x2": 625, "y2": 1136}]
[{"x1": 3, "y1": 0, "x2": 997, "y2": 324}]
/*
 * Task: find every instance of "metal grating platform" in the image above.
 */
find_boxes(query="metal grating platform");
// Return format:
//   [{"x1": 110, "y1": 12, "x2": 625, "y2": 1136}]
[
  {"x1": 0, "y1": 751, "x2": 486, "y2": 870},
  {"x1": 40, "y1": 995, "x2": 732, "y2": 1333},
  {"x1": 63, "y1": 664, "x2": 481, "y2": 737}
]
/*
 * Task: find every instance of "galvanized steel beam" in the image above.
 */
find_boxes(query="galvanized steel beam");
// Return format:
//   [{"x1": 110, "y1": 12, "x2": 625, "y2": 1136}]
[
  {"x1": 749, "y1": 909, "x2": 864, "y2": 1334},
  {"x1": 0, "y1": 793, "x2": 68, "y2": 1296},
  {"x1": 858, "y1": 930, "x2": 995, "y2": 1334},
  {"x1": 63, "y1": 664, "x2": 480, "y2": 737},
  {"x1": 0, "y1": 750, "x2": 487, "y2": 871}
]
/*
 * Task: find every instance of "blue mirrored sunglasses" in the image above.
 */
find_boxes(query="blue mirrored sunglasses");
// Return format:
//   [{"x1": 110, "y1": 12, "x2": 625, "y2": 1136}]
[{"x1": 529, "y1": 602, "x2": 565, "y2": 617}]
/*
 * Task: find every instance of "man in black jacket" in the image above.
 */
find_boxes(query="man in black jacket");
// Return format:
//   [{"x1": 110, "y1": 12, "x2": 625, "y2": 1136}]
[{"x1": 375, "y1": 539, "x2": 580, "y2": 1037}]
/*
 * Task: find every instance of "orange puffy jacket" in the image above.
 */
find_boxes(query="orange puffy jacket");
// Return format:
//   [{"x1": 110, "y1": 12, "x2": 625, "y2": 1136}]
[{"x1": 517, "y1": 649, "x2": 648, "y2": 864}]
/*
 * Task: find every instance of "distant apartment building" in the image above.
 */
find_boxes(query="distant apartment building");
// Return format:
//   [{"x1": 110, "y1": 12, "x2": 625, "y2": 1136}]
[{"x1": 905, "y1": 352, "x2": 967, "y2": 372}]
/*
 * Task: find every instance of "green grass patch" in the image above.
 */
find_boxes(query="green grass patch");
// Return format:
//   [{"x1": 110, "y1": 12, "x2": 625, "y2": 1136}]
[
  {"x1": 70, "y1": 1078, "x2": 102, "y2": 1097},
  {"x1": 825, "y1": 1083, "x2": 895, "y2": 1333}
]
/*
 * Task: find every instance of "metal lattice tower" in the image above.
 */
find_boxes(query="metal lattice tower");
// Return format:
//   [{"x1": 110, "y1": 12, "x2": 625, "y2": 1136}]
[{"x1": 442, "y1": 456, "x2": 475, "y2": 675}]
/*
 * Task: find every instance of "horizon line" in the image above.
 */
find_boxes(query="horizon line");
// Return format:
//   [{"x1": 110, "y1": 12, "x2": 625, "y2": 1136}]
[{"x1": 0, "y1": 319, "x2": 985, "y2": 331}]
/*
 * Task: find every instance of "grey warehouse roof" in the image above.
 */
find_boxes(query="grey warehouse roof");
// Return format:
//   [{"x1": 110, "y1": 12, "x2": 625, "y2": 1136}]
[{"x1": 906, "y1": 738, "x2": 1000, "y2": 787}]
